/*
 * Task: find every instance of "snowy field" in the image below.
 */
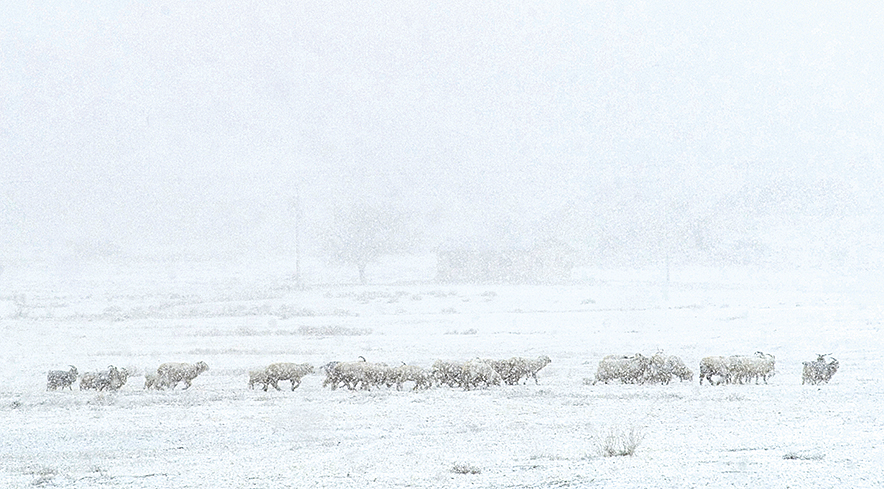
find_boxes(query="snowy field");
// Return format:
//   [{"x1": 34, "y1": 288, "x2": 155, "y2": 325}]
[{"x1": 1, "y1": 259, "x2": 882, "y2": 488}]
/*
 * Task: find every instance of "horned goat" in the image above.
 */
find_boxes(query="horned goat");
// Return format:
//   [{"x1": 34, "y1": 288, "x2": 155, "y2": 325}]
[
  {"x1": 46, "y1": 365, "x2": 78, "y2": 390},
  {"x1": 80, "y1": 365, "x2": 129, "y2": 391},
  {"x1": 802, "y1": 354, "x2": 838, "y2": 385}
]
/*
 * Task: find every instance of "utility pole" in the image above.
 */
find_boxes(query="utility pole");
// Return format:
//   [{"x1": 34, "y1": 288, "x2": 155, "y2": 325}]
[{"x1": 291, "y1": 190, "x2": 302, "y2": 289}]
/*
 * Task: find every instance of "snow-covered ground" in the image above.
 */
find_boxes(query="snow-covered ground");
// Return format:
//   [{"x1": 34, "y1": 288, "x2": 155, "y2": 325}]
[{"x1": 1, "y1": 259, "x2": 882, "y2": 487}]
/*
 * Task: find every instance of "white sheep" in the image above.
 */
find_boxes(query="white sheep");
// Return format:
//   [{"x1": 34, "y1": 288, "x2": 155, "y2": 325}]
[
  {"x1": 156, "y1": 361, "x2": 209, "y2": 390},
  {"x1": 746, "y1": 351, "x2": 775, "y2": 384},
  {"x1": 144, "y1": 372, "x2": 161, "y2": 390},
  {"x1": 485, "y1": 358, "x2": 522, "y2": 385},
  {"x1": 699, "y1": 356, "x2": 729, "y2": 385},
  {"x1": 725, "y1": 355, "x2": 753, "y2": 384},
  {"x1": 388, "y1": 364, "x2": 433, "y2": 390},
  {"x1": 645, "y1": 353, "x2": 673, "y2": 384},
  {"x1": 432, "y1": 360, "x2": 466, "y2": 388},
  {"x1": 460, "y1": 358, "x2": 502, "y2": 390},
  {"x1": 700, "y1": 352, "x2": 773, "y2": 385},
  {"x1": 593, "y1": 354, "x2": 649, "y2": 384},
  {"x1": 47, "y1": 365, "x2": 78, "y2": 390},
  {"x1": 247, "y1": 369, "x2": 269, "y2": 389},
  {"x1": 263, "y1": 362, "x2": 314, "y2": 391},
  {"x1": 80, "y1": 365, "x2": 128, "y2": 391},
  {"x1": 663, "y1": 355, "x2": 693, "y2": 382},
  {"x1": 323, "y1": 358, "x2": 386, "y2": 391},
  {"x1": 523, "y1": 355, "x2": 552, "y2": 384}
]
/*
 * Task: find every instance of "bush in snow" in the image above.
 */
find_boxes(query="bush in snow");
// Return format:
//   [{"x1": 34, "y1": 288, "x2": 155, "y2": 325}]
[{"x1": 599, "y1": 426, "x2": 645, "y2": 457}]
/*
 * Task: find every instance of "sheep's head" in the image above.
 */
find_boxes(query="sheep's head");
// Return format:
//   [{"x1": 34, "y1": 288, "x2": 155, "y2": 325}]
[
  {"x1": 69, "y1": 365, "x2": 78, "y2": 375},
  {"x1": 195, "y1": 361, "x2": 209, "y2": 373}
]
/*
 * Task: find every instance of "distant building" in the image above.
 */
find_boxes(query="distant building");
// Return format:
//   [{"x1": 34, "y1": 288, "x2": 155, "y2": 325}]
[{"x1": 436, "y1": 240, "x2": 575, "y2": 284}]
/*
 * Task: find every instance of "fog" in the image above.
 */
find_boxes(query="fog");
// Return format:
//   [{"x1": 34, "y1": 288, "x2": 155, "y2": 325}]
[{"x1": 2, "y1": 2, "x2": 883, "y2": 270}]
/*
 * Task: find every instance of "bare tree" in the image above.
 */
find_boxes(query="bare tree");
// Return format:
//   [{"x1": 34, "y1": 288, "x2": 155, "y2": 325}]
[{"x1": 320, "y1": 200, "x2": 417, "y2": 284}]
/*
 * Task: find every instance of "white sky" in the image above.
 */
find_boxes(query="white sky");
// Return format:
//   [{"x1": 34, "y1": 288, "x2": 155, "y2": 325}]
[{"x1": 2, "y1": 1, "x2": 882, "y2": 261}]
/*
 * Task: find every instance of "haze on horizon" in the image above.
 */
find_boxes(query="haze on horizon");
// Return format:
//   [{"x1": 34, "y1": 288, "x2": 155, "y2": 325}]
[{"x1": 2, "y1": 2, "x2": 882, "y2": 271}]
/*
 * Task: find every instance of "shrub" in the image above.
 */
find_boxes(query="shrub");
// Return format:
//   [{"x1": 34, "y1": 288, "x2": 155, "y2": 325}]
[
  {"x1": 450, "y1": 463, "x2": 481, "y2": 475},
  {"x1": 783, "y1": 452, "x2": 825, "y2": 461},
  {"x1": 599, "y1": 426, "x2": 645, "y2": 457}
]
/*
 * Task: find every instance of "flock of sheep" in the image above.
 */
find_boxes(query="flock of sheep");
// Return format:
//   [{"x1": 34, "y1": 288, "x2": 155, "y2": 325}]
[
  {"x1": 592, "y1": 352, "x2": 694, "y2": 385},
  {"x1": 45, "y1": 356, "x2": 553, "y2": 393},
  {"x1": 46, "y1": 362, "x2": 209, "y2": 392},
  {"x1": 46, "y1": 365, "x2": 130, "y2": 391},
  {"x1": 46, "y1": 352, "x2": 839, "y2": 392},
  {"x1": 589, "y1": 351, "x2": 840, "y2": 386},
  {"x1": 317, "y1": 355, "x2": 552, "y2": 391}
]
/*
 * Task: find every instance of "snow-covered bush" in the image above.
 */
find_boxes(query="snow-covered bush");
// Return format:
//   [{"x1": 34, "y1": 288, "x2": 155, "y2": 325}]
[{"x1": 599, "y1": 426, "x2": 645, "y2": 457}]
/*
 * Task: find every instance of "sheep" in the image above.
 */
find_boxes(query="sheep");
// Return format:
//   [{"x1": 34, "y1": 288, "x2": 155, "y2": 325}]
[
  {"x1": 263, "y1": 363, "x2": 314, "y2": 391},
  {"x1": 144, "y1": 372, "x2": 161, "y2": 390},
  {"x1": 802, "y1": 354, "x2": 839, "y2": 385},
  {"x1": 80, "y1": 366, "x2": 129, "y2": 391},
  {"x1": 319, "y1": 361, "x2": 340, "y2": 376},
  {"x1": 645, "y1": 353, "x2": 673, "y2": 384},
  {"x1": 700, "y1": 352, "x2": 774, "y2": 385},
  {"x1": 593, "y1": 354, "x2": 649, "y2": 385},
  {"x1": 389, "y1": 364, "x2": 433, "y2": 391},
  {"x1": 323, "y1": 358, "x2": 386, "y2": 391},
  {"x1": 432, "y1": 359, "x2": 466, "y2": 388},
  {"x1": 322, "y1": 360, "x2": 358, "y2": 390},
  {"x1": 369, "y1": 363, "x2": 393, "y2": 389},
  {"x1": 47, "y1": 365, "x2": 78, "y2": 390},
  {"x1": 747, "y1": 351, "x2": 775, "y2": 384},
  {"x1": 668, "y1": 356, "x2": 693, "y2": 382},
  {"x1": 651, "y1": 352, "x2": 694, "y2": 384},
  {"x1": 156, "y1": 361, "x2": 209, "y2": 390},
  {"x1": 460, "y1": 358, "x2": 502, "y2": 390},
  {"x1": 79, "y1": 372, "x2": 99, "y2": 390},
  {"x1": 699, "y1": 356, "x2": 729, "y2": 385},
  {"x1": 484, "y1": 358, "x2": 522, "y2": 385},
  {"x1": 725, "y1": 355, "x2": 753, "y2": 384},
  {"x1": 102, "y1": 366, "x2": 128, "y2": 391},
  {"x1": 247, "y1": 369, "x2": 268, "y2": 389},
  {"x1": 490, "y1": 355, "x2": 552, "y2": 385}
]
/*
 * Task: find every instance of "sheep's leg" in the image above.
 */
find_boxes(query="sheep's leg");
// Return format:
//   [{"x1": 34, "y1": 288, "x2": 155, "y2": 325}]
[{"x1": 291, "y1": 379, "x2": 300, "y2": 391}]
